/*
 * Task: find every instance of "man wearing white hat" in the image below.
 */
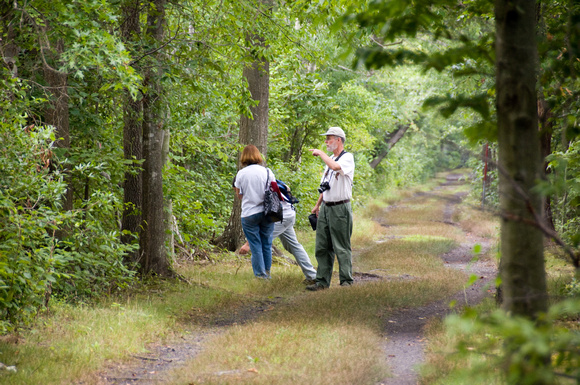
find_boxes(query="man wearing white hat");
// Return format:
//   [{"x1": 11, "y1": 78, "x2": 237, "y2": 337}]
[{"x1": 306, "y1": 126, "x2": 355, "y2": 290}]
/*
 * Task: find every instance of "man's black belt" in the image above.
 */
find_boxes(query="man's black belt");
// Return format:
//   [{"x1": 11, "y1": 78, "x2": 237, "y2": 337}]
[{"x1": 324, "y1": 199, "x2": 350, "y2": 207}]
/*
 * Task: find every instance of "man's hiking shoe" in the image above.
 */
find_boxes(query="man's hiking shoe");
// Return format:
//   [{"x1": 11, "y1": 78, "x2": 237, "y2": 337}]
[
  {"x1": 302, "y1": 279, "x2": 317, "y2": 285},
  {"x1": 306, "y1": 284, "x2": 327, "y2": 291},
  {"x1": 340, "y1": 281, "x2": 353, "y2": 287}
]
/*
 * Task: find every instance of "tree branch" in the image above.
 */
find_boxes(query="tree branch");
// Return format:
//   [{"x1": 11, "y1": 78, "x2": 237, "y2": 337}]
[
  {"x1": 370, "y1": 35, "x2": 403, "y2": 49},
  {"x1": 370, "y1": 123, "x2": 411, "y2": 169},
  {"x1": 130, "y1": 25, "x2": 180, "y2": 66}
]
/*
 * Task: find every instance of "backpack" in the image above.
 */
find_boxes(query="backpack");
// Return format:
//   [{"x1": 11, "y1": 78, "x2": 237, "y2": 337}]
[{"x1": 276, "y1": 179, "x2": 299, "y2": 205}]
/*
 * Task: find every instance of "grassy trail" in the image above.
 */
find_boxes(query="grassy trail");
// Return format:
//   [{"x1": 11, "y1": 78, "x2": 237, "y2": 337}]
[{"x1": 0, "y1": 171, "x2": 499, "y2": 385}]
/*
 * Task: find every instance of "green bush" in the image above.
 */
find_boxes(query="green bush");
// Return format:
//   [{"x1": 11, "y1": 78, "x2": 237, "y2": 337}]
[
  {"x1": 51, "y1": 190, "x2": 137, "y2": 299},
  {"x1": 563, "y1": 278, "x2": 580, "y2": 298},
  {"x1": 0, "y1": 120, "x2": 66, "y2": 332},
  {"x1": 444, "y1": 299, "x2": 580, "y2": 384},
  {"x1": 0, "y1": 76, "x2": 136, "y2": 332}
]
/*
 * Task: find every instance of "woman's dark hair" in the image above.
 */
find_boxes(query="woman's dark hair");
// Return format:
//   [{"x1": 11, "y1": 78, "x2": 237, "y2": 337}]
[{"x1": 240, "y1": 144, "x2": 264, "y2": 167}]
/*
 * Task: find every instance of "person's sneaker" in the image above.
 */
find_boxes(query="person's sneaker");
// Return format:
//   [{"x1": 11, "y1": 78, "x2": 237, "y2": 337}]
[
  {"x1": 256, "y1": 274, "x2": 271, "y2": 280},
  {"x1": 340, "y1": 281, "x2": 353, "y2": 287},
  {"x1": 302, "y1": 279, "x2": 317, "y2": 285},
  {"x1": 306, "y1": 284, "x2": 327, "y2": 291}
]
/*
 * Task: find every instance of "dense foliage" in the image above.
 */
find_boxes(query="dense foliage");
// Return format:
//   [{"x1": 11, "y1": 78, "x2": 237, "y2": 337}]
[
  {"x1": 344, "y1": 0, "x2": 580, "y2": 383},
  {"x1": 4, "y1": 0, "x2": 578, "y2": 342},
  {"x1": 0, "y1": 0, "x2": 473, "y2": 332},
  {"x1": 0, "y1": 75, "x2": 135, "y2": 331},
  {"x1": 445, "y1": 298, "x2": 580, "y2": 384}
]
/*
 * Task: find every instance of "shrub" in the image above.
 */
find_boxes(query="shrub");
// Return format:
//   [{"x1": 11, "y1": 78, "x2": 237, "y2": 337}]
[
  {"x1": 445, "y1": 299, "x2": 580, "y2": 384},
  {"x1": 0, "y1": 76, "x2": 136, "y2": 332}
]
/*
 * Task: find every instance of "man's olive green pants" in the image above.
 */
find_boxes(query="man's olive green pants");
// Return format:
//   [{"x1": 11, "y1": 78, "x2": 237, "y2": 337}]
[{"x1": 314, "y1": 201, "x2": 353, "y2": 287}]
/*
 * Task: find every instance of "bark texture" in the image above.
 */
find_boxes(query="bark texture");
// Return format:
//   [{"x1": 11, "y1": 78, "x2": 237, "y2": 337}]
[
  {"x1": 42, "y1": 38, "x2": 74, "y2": 217},
  {"x1": 140, "y1": 0, "x2": 171, "y2": 276},
  {"x1": 0, "y1": 4, "x2": 19, "y2": 79},
  {"x1": 121, "y1": 0, "x2": 144, "y2": 265},
  {"x1": 495, "y1": 0, "x2": 548, "y2": 318},
  {"x1": 370, "y1": 123, "x2": 410, "y2": 169},
  {"x1": 214, "y1": 0, "x2": 272, "y2": 251},
  {"x1": 239, "y1": 50, "x2": 270, "y2": 156}
]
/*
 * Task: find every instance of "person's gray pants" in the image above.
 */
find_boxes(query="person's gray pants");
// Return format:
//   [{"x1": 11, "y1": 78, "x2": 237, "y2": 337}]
[{"x1": 273, "y1": 214, "x2": 317, "y2": 280}]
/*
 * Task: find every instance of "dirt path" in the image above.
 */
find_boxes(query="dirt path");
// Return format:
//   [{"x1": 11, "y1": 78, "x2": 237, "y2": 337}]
[
  {"x1": 100, "y1": 299, "x2": 283, "y2": 384},
  {"x1": 378, "y1": 174, "x2": 496, "y2": 384},
  {"x1": 99, "y1": 173, "x2": 497, "y2": 385},
  {"x1": 379, "y1": 237, "x2": 495, "y2": 385}
]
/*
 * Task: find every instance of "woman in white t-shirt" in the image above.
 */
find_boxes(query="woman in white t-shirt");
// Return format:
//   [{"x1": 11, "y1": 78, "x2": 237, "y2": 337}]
[{"x1": 233, "y1": 145, "x2": 275, "y2": 279}]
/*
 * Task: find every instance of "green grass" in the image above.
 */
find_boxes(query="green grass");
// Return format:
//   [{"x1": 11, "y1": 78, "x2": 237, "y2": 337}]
[
  {"x1": 171, "y1": 321, "x2": 387, "y2": 384},
  {"x1": 0, "y1": 171, "x2": 487, "y2": 385},
  {"x1": 419, "y1": 246, "x2": 579, "y2": 385},
  {"x1": 0, "y1": 279, "x2": 250, "y2": 384},
  {"x1": 1, "y1": 299, "x2": 177, "y2": 384},
  {"x1": 420, "y1": 299, "x2": 505, "y2": 385}
]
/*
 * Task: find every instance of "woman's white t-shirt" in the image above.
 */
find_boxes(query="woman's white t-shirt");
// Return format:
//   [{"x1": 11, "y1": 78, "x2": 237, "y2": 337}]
[{"x1": 235, "y1": 164, "x2": 275, "y2": 218}]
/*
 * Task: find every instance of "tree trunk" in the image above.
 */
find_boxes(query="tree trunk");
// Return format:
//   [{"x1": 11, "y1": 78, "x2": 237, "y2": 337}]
[
  {"x1": 214, "y1": 196, "x2": 245, "y2": 252},
  {"x1": 538, "y1": 98, "x2": 556, "y2": 234},
  {"x1": 140, "y1": 0, "x2": 171, "y2": 276},
  {"x1": 238, "y1": 39, "x2": 270, "y2": 156},
  {"x1": 495, "y1": 0, "x2": 548, "y2": 319},
  {"x1": 496, "y1": 3, "x2": 551, "y2": 381},
  {"x1": 0, "y1": 4, "x2": 19, "y2": 79},
  {"x1": 536, "y1": 2, "x2": 557, "y2": 236},
  {"x1": 162, "y1": 129, "x2": 175, "y2": 262},
  {"x1": 120, "y1": 0, "x2": 143, "y2": 266},
  {"x1": 43, "y1": 38, "x2": 74, "y2": 221},
  {"x1": 213, "y1": 0, "x2": 272, "y2": 251},
  {"x1": 370, "y1": 123, "x2": 410, "y2": 169},
  {"x1": 285, "y1": 124, "x2": 303, "y2": 163}
]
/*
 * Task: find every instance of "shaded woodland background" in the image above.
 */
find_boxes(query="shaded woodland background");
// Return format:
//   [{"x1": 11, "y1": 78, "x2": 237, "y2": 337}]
[{"x1": 1, "y1": 0, "x2": 579, "y2": 341}]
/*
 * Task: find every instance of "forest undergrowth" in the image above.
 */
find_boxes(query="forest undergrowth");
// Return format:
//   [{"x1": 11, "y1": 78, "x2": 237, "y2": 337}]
[{"x1": 0, "y1": 171, "x2": 508, "y2": 384}]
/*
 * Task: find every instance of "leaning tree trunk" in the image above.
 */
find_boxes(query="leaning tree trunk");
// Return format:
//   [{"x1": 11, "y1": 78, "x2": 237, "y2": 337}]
[
  {"x1": 213, "y1": 0, "x2": 272, "y2": 252},
  {"x1": 495, "y1": 0, "x2": 548, "y2": 319},
  {"x1": 370, "y1": 123, "x2": 410, "y2": 169},
  {"x1": 120, "y1": 0, "x2": 143, "y2": 266},
  {"x1": 140, "y1": 0, "x2": 171, "y2": 276}
]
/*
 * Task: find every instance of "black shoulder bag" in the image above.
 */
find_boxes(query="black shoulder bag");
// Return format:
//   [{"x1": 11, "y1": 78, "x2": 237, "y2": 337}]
[{"x1": 263, "y1": 168, "x2": 283, "y2": 222}]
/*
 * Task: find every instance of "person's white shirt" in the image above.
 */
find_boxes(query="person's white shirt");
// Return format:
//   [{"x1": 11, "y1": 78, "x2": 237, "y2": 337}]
[
  {"x1": 235, "y1": 165, "x2": 275, "y2": 217},
  {"x1": 280, "y1": 197, "x2": 295, "y2": 219},
  {"x1": 320, "y1": 152, "x2": 355, "y2": 202}
]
